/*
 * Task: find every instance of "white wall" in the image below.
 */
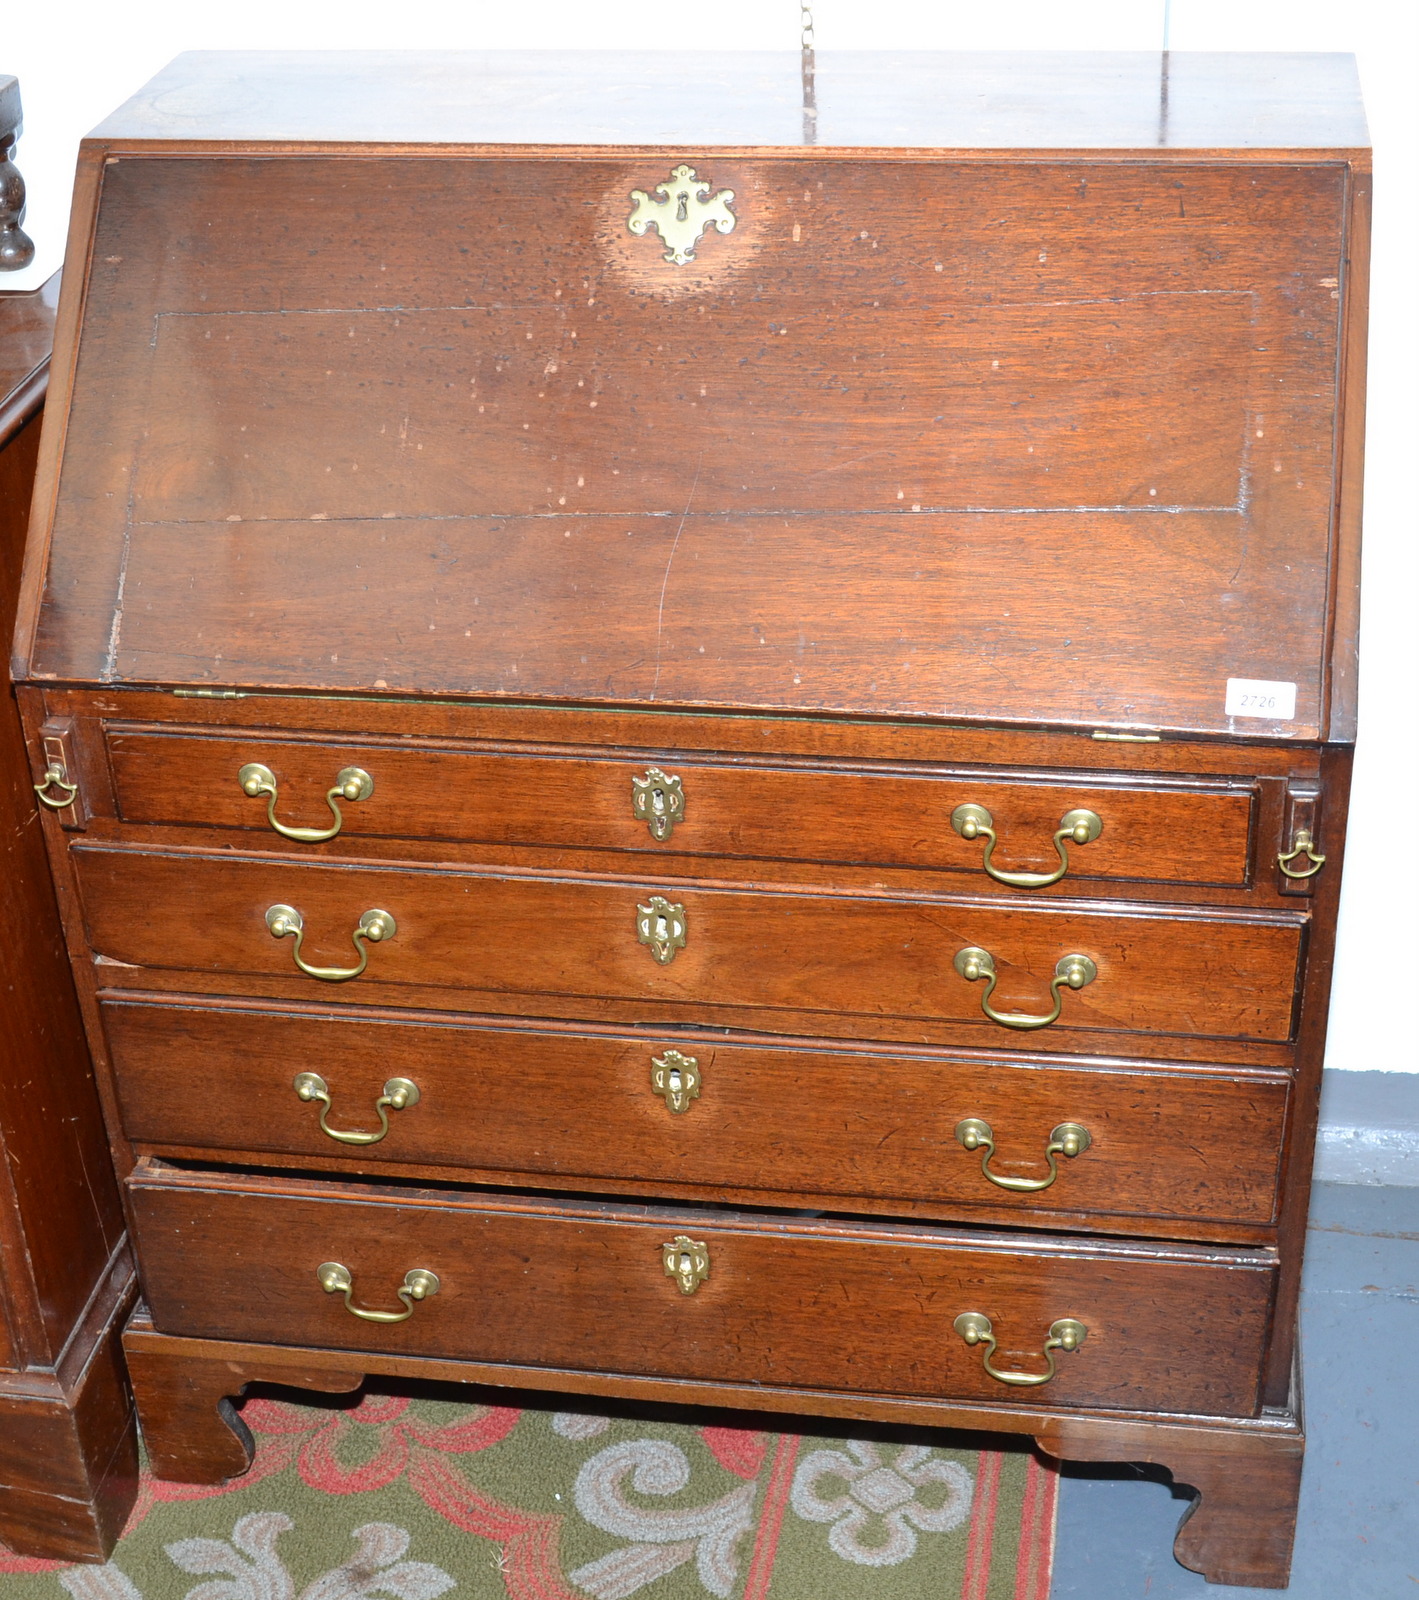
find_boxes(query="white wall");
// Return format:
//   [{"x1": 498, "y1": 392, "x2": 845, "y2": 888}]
[{"x1": 4, "y1": 2, "x2": 1415, "y2": 1072}]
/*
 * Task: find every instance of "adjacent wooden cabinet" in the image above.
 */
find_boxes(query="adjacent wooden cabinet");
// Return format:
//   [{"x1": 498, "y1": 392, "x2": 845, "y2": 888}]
[
  {"x1": 13, "y1": 51, "x2": 1367, "y2": 1587},
  {"x1": 0, "y1": 276, "x2": 136, "y2": 1560}
]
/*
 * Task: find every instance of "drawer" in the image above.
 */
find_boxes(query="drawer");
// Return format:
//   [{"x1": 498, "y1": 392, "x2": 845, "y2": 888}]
[
  {"x1": 128, "y1": 1165, "x2": 1276, "y2": 1417},
  {"x1": 105, "y1": 727, "x2": 1257, "y2": 891},
  {"x1": 76, "y1": 847, "x2": 1304, "y2": 1044},
  {"x1": 105, "y1": 999, "x2": 1290, "y2": 1230}
]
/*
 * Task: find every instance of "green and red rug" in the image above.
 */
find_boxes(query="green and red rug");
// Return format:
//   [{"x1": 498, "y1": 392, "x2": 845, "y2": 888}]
[{"x1": 1, "y1": 1390, "x2": 1056, "y2": 1598}]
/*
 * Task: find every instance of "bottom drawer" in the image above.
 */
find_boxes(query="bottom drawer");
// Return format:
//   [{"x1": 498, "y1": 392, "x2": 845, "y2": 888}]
[{"x1": 129, "y1": 1165, "x2": 1275, "y2": 1418}]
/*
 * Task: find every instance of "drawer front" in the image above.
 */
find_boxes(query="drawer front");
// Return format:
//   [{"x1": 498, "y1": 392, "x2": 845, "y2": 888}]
[
  {"x1": 129, "y1": 1170, "x2": 1275, "y2": 1417},
  {"x1": 106, "y1": 1000, "x2": 1289, "y2": 1229},
  {"x1": 76, "y1": 848, "x2": 1304, "y2": 1044},
  {"x1": 106, "y1": 728, "x2": 1256, "y2": 891}
]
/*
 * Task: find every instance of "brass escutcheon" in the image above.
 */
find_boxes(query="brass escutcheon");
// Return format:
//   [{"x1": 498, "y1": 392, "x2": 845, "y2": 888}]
[
  {"x1": 266, "y1": 904, "x2": 396, "y2": 982},
  {"x1": 662, "y1": 1235, "x2": 710, "y2": 1295},
  {"x1": 953, "y1": 946, "x2": 1096, "y2": 1031},
  {"x1": 294, "y1": 1072, "x2": 420, "y2": 1145},
  {"x1": 954, "y1": 1117, "x2": 1092, "y2": 1192},
  {"x1": 637, "y1": 896, "x2": 687, "y2": 964},
  {"x1": 632, "y1": 767, "x2": 685, "y2": 841},
  {"x1": 951, "y1": 803, "x2": 1102, "y2": 888},
  {"x1": 650, "y1": 1050, "x2": 701, "y2": 1113},
  {"x1": 1277, "y1": 827, "x2": 1326, "y2": 880},
  {"x1": 33, "y1": 761, "x2": 79, "y2": 810},
  {"x1": 627, "y1": 165, "x2": 736, "y2": 265},
  {"x1": 953, "y1": 1311, "x2": 1087, "y2": 1387},
  {"x1": 317, "y1": 1261, "x2": 439, "y2": 1323},
  {"x1": 239, "y1": 761, "x2": 374, "y2": 843}
]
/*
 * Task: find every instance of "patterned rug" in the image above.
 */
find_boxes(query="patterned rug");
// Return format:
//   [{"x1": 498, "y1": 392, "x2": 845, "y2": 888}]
[{"x1": 1, "y1": 1388, "x2": 1056, "y2": 1598}]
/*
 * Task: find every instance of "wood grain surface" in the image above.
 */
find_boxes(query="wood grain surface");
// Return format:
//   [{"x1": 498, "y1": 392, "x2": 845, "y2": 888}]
[
  {"x1": 128, "y1": 1163, "x2": 1275, "y2": 1417},
  {"x1": 102, "y1": 996, "x2": 1290, "y2": 1230},
  {"x1": 25, "y1": 152, "x2": 1352, "y2": 739},
  {"x1": 73, "y1": 846, "x2": 1305, "y2": 1043},
  {"x1": 105, "y1": 726, "x2": 1257, "y2": 888}
]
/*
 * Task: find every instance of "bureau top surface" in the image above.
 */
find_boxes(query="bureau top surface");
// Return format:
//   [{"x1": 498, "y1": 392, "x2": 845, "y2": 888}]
[
  {"x1": 20, "y1": 53, "x2": 1366, "y2": 741},
  {"x1": 91, "y1": 50, "x2": 1367, "y2": 152}
]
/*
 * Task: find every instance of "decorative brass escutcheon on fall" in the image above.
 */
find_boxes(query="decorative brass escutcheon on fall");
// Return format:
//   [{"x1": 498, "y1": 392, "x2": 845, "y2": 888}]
[
  {"x1": 627, "y1": 165, "x2": 736, "y2": 265},
  {"x1": 637, "y1": 896, "x2": 687, "y2": 964},
  {"x1": 650, "y1": 1049, "x2": 701, "y2": 1113},
  {"x1": 632, "y1": 766, "x2": 685, "y2": 841},
  {"x1": 663, "y1": 1234, "x2": 710, "y2": 1295}
]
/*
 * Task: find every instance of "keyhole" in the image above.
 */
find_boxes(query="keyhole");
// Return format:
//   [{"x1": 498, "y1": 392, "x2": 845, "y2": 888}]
[
  {"x1": 651, "y1": 787, "x2": 666, "y2": 816},
  {"x1": 668, "y1": 1068, "x2": 683, "y2": 1093},
  {"x1": 655, "y1": 916, "x2": 669, "y2": 941},
  {"x1": 675, "y1": 190, "x2": 689, "y2": 223}
]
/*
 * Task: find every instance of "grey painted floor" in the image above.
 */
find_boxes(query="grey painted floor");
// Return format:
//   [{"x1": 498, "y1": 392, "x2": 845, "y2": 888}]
[{"x1": 1049, "y1": 1182, "x2": 1419, "y2": 1598}]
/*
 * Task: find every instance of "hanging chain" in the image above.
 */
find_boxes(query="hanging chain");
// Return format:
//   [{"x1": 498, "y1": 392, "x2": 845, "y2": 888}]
[{"x1": 801, "y1": 2, "x2": 815, "y2": 50}]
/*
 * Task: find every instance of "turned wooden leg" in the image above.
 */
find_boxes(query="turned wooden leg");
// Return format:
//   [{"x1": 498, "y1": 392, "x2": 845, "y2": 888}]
[
  {"x1": 123, "y1": 1311, "x2": 364, "y2": 1485},
  {"x1": 1035, "y1": 1414, "x2": 1304, "y2": 1590}
]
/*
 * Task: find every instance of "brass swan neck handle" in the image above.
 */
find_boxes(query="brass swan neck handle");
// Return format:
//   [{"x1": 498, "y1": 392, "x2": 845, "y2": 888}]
[
  {"x1": 240, "y1": 762, "x2": 373, "y2": 842},
  {"x1": 317, "y1": 1262, "x2": 439, "y2": 1323},
  {"x1": 266, "y1": 904, "x2": 395, "y2": 982},
  {"x1": 953, "y1": 1312, "x2": 1087, "y2": 1387},
  {"x1": 294, "y1": 1072, "x2": 420, "y2": 1145},
  {"x1": 955, "y1": 1117, "x2": 1092, "y2": 1192},
  {"x1": 951, "y1": 803, "x2": 1102, "y2": 888},
  {"x1": 954, "y1": 946, "x2": 1096, "y2": 1031}
]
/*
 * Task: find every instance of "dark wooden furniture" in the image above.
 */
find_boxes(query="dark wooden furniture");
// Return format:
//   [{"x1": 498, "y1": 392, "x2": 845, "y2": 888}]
[
  {"x1": 14, "y1": 51, "x2": 1367, "y2": 1587},
  {"x1": 0, "y1": 272, "x2": 136, "y2": 1560}
]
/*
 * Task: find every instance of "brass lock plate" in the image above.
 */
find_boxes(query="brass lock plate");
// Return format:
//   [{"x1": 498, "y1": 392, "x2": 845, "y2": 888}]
[
  {"x1": 632, "y1": 766, "x2": 685, "y2": 841},
  {"x1": 627, "y1": 165, "x2": 735, "y2": 265},
  {"x1": 651, "y1": 1049, "x2": 701, "y2": 1113},
  {"x1": 637, "y1": 896, "x2": 687, "y2": 964}
]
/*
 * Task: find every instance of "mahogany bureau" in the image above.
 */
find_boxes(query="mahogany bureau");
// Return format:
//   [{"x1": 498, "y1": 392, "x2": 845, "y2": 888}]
[{"x1": 13, "y1": 51, "x2": 1366, "y2": 1588}]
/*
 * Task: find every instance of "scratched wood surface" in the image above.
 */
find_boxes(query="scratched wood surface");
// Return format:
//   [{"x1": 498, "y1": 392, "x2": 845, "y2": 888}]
[
  {"x1": 72, "y1": 845, "x2": 1304, "y2": 1043},
  {"x1": 103, "y1": 996, "x2": 1292, "y2": 1231},
  {"x1": 128, "y1": 1164, "x2": 1276, "y2": 1417},
  {"x1": 104, "y1": 726, "x2": 1259, "y2": 889},
  {"x1": 29, "y1": 150, "x2": 1351, "y2": 737},
  {"x1": 7, "y1": 55, "x2": 1369, "y2": 1585}
]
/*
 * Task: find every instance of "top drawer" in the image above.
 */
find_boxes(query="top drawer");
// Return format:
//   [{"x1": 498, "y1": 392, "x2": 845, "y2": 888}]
[{"x1": 105, "y1": 728, "x2": 1256, "y2": 892}]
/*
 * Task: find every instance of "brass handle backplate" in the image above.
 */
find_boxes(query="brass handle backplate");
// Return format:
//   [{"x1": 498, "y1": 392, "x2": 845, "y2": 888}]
[
  {"x1": 955, "y1": 1117, "x2": 1091, "y2": 1192},
  {"x1": 266, "y1": 904, "x2": 396, "y2": 982},
  {"x1": 317, "y1": 1261, "x2": 439, "y2": 1323},
  {"x1": 954, "y1": 946, "x2": 1096, "y2": 1031},
  {"x1": 663, "y1": 1234, "x2": 710, "y2": 1295},
  {"x1": 651, "y1": 1050, "x2": 701, "y2": 1113},
  {"x1": 294, "y1": 1072, "x2": 420, "y2": 1145},
  {"x1": 951, "y1": 803, "x2": 1102, "y2": 888},
  {"x1": 1277, "y1": 828, "x2": 1326, "y2": 880},
  {"x1": 34, "y1": 761, "x2": 79, "y2": 810},
  {"x1": 632, "y1": 767, "x2": 685, "y2": 841},
  {"x1": 240, "y1": 762, "x2": 374, "y2": 842},
  {"x1": 637, "y1": 896, "x2": 687, "y2": 964},
  {"x1": 953, "y1": 1311, "x2": 1087, "y2": 1387}
]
